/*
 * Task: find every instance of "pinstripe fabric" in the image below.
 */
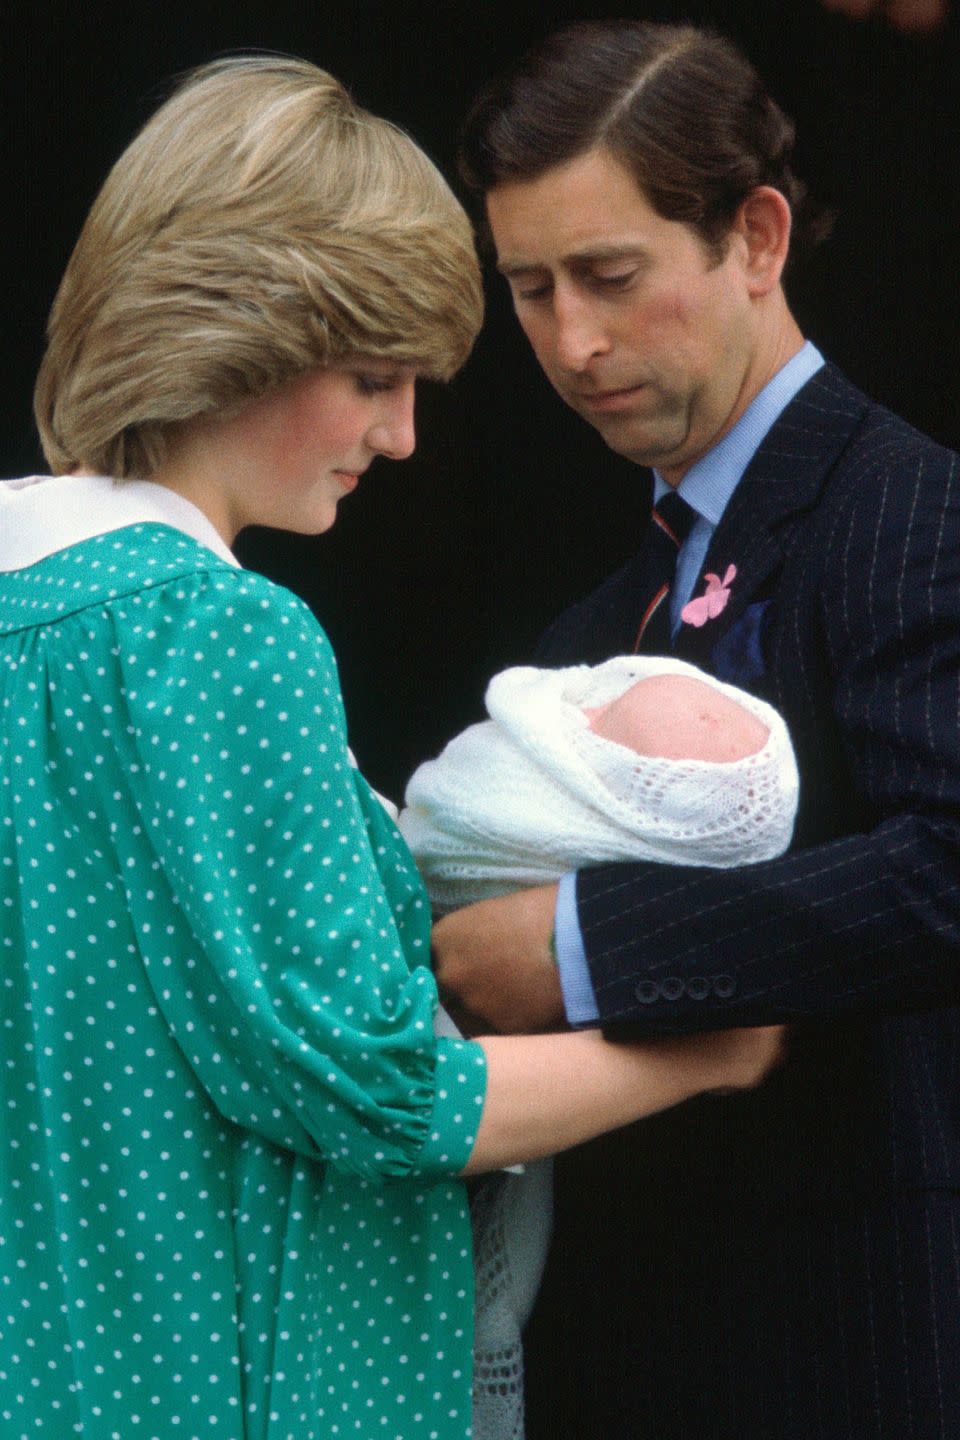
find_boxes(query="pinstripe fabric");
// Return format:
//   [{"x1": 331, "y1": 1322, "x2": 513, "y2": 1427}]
[
  {"x1": 526, "y1": 1179, "x2": 960, "y2": 1439},
  {"x1": 525, "y1": 365, "x2": 960, "y2": 1438}
]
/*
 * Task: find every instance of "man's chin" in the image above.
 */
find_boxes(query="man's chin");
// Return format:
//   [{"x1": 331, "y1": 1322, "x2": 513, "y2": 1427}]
[{"x1": 585, "y1": 411, "x2": 688, "y2": 470}]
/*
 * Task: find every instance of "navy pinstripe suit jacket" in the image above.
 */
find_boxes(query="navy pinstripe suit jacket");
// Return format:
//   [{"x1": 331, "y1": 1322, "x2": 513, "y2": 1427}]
[{"x1": 524, "y1": 363, "x2": 960, "y2": 1439}]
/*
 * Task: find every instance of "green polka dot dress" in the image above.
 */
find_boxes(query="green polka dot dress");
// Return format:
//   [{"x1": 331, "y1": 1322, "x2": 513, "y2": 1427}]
[{"x1": 0, "y1": 519, "x2": 487, "y2": 1439}]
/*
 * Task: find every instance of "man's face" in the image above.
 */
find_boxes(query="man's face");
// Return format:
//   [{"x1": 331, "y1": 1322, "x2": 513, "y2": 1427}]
[{"x1": 486, "y1": 146, "x2": 760, "y2": 484}]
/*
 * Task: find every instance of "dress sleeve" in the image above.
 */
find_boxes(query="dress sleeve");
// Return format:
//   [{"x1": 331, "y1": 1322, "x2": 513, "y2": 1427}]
[{"x1": 113, "y1": 566, "x2": 486, "y2": 1182}]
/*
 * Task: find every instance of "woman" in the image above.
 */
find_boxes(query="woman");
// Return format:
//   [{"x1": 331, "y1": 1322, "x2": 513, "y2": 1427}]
[{"x1": 0, "y1": 57, "x2": 780, "y2": 1439}]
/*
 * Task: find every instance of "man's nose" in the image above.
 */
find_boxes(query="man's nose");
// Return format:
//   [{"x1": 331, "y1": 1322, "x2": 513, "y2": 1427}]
[{"x1": 553, "y1": 291, "x2": 611, "y2": 372}]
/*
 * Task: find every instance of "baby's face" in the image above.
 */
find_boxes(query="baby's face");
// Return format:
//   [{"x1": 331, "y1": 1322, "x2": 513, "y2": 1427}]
[{"x1": 585, "y1": 674, "x2": 768, "y2": 763}]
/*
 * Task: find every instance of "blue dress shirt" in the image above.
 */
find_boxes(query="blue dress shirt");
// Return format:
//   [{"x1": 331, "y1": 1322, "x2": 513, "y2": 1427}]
[{"x1": 555, "y1": 342, "x2": 825, "y2": 1023}]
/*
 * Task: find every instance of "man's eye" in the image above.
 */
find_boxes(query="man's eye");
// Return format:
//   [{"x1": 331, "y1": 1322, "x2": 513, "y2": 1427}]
[
  {"x1": 513, "y1": 282, "x2": 551, "y2": 303},
  {"x1": 590, "y1": 268, "x2": 638, "y2": 289}
]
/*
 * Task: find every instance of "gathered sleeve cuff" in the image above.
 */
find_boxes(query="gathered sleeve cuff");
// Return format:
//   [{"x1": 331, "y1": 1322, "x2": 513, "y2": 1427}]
[{"x1": 406, "y1": 1036, "x2": 488, "y2": 1181}]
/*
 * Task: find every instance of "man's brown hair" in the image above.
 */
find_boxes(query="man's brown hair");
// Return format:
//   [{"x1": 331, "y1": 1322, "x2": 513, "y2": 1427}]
[{"x1": 460, "y1": 21, "x2": 830, "y2": 264}]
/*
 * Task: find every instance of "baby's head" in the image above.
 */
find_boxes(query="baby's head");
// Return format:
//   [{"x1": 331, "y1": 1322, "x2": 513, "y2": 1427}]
[{"x1": 584, "y1": 674, "x2": 769, "y2": 763}]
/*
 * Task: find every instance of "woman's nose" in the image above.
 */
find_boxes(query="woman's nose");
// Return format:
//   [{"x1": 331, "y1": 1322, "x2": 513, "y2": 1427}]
[{"x1": 367, "y1": 382, "x2": 417, "y2": 460}]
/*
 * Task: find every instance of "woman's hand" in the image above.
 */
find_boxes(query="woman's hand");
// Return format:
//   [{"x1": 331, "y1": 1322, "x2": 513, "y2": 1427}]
[
  {"x1": 461, "y1": 1023, "x2": 788, "y2": 1174},
  {"x1": 652, "y1": 1023, "x2": 788, "y2": 1095}
]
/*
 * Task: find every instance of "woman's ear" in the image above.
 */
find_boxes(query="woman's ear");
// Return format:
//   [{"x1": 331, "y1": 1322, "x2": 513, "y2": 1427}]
[{"x1": 732, "y1": 185, "x2": 792, "y2": 296}]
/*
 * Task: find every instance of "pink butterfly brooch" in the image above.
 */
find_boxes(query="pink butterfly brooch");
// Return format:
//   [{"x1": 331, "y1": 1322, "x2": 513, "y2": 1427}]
[{"x1": 681, "y1": 564, "x2": 737, "y2": 628}]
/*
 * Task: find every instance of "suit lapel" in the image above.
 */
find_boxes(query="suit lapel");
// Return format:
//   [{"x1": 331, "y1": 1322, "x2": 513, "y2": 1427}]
[{"x1": 673, "y1": 364, "x2": 871, "y2": 669}]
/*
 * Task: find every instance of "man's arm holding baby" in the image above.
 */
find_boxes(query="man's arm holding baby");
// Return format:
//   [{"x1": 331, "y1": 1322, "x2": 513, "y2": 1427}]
[
  {"x1": 431, "y1": 670, "x2": 774, "y2": 1036},
  {"x1": 432, "y1": 883, "x2": 787, "y2": 1104}
]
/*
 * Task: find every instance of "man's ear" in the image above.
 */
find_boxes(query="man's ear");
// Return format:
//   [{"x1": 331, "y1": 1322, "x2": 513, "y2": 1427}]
[{"x1": 732, "y1": 185, "x2": 792, "y2": 296}]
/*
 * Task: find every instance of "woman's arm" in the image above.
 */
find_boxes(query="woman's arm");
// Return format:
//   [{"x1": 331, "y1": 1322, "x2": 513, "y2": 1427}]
[{"x1": 462, "y1": 1023, "x2": 784, "y2": 1174}]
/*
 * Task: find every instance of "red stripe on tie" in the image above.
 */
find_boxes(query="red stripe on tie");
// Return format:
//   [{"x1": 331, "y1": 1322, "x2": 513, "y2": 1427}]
[
  {"x1": 652, "y1": 510, "x2": 683, "y2": 547},
  {"x1": 634, "y1": 584, "x2": 669, "y2": 651}
]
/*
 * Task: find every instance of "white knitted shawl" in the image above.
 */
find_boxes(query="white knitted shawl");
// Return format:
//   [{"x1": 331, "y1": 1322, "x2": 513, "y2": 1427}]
[{"x1": 400, "y1": 655, "x2": 799, "y2": 915}]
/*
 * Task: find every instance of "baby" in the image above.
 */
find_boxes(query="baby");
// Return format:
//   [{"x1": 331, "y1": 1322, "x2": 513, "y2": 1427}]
[
  {"x1": 398, "y1": 656, "x2": 798, "y2": 1440},
  {"x1": 583, "y1": 668, "x2": 769, "y2": 760},
  {"x1": 401, "y1": 655, "x2": 797, "y2": 915}
]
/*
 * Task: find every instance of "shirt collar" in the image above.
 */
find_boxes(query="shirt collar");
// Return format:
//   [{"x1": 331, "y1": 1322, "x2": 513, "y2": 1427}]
[
  {"x1": 0, "y1": 473, "x2": 240, "y2": 572},
  {"x1": 653, "y1": 341, "x2": 825, "y2": 522}
]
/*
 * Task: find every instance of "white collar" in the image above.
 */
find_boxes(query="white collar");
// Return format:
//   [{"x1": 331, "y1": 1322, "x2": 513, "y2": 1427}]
[
  {"x1": 0, "y1": 476, "x2": 402, "y2": 822},
  {"x1": 0, "y1": 474, "x2": 240, "y2": 572}
]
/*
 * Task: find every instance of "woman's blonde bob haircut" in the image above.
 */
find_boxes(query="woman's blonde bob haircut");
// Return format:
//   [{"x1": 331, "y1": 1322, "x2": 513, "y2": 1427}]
[{"x1": 35, "y1": 56, "x2": 484, "y2": 479}]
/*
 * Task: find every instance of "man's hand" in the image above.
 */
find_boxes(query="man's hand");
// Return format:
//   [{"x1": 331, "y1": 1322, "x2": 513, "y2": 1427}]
[{"x1": 431, "y1": 883, "x2": 565, "y2": 1034}]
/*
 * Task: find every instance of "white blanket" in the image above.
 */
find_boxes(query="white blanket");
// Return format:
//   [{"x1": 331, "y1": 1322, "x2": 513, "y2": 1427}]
[{"x1": 400, "y1": 655, "x2": 798, "y2": 914}]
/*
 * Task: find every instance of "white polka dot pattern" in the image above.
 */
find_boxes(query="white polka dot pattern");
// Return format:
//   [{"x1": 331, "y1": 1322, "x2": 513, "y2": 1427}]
[{"x1": 0, "y1": 524, "x2": 486, "y2": 1438}]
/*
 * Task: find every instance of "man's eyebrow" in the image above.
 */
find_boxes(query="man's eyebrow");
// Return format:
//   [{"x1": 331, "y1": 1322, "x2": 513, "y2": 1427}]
[
  {"x1": 496, "y1": 260, "x2": 538, "y2": 278},
  {"x1": 496, "y1": 243, "x2": 648, "y2": 277}
]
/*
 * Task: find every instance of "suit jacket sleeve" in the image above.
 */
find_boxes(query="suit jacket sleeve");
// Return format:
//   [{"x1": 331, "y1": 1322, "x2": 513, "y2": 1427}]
[{"x1": 554, "y1": 396, "x2": 960, "y2": 1032}]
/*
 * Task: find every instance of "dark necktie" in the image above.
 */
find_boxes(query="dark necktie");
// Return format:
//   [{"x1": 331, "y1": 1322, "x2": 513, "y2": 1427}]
[{"x1": 633, "y1": 490, "x2": 697, "y2": 653}]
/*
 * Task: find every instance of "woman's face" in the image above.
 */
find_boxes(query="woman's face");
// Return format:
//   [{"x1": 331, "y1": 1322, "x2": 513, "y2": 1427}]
[
  {"x1": 165, "y1": 360, "x2": 418, "y2": 542},
  {"x1": 229, "y1": 360, "x2": 418, "y2": 537}
]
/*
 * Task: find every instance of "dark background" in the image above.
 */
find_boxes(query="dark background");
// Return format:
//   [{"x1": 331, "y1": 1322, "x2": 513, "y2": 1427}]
[{"x1": 6, "y1": 1, "x2": 959, "y2": 797}]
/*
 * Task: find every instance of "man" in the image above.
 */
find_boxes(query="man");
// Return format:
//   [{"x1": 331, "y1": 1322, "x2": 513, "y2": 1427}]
[{"x1": 433, "y1": 21, "x2": 960, "y2": 1439}]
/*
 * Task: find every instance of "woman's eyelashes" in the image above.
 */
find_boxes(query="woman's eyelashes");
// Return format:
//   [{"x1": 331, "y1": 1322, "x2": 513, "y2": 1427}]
[{"x1": 353, "y1": 372, "x2": 400, "y2": 395}]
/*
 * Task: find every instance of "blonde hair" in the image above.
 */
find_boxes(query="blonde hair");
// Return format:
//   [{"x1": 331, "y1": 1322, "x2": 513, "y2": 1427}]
[{"x1": 34, "y1": 56, "x2": 483, "y2": 479}]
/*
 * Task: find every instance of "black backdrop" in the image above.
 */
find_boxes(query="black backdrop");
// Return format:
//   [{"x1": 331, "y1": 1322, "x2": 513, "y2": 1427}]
[{"x1": 6, "y1": 0, "x2": 959, "y2": 796}]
